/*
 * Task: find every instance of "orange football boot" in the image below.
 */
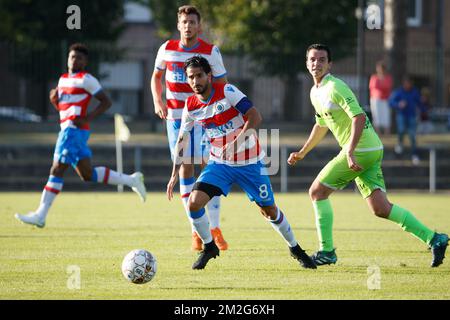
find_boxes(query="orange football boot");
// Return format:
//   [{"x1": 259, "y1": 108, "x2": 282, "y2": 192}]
[
  {"x1": 211, "y1": 227, "x2": 228, "y2": 251},
  {"x1": 191, "y1": 231, "x2": 203, "y2": 251}
]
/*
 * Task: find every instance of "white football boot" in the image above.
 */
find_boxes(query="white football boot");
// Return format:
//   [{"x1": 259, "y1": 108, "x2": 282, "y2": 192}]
[
  {"x1": 131, "y1": 172, "x2": 147, "y2": 203},
  {"x1": 14, "y1": 212, "x2": 45, "y2": 228}
]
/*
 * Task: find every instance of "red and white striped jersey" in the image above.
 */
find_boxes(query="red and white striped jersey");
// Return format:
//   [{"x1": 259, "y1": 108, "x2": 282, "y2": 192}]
[
  {"x1": 182, "y1": 83, "x2": 262, "y2": 166},
  {"x1": 154, "y1": 39, "x2": 227, "y2": 120},
  {"x1": 57, "y1": 72, "x2": 102, "y2": 130}
]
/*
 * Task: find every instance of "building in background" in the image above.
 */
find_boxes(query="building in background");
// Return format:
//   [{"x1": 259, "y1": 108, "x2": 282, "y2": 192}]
[
  {"x1": 333, "y1": 0, "x2": 450, "y2": 111},
  {"x1": 0, "y1": 0, "x2": 448, "y2": 126}
]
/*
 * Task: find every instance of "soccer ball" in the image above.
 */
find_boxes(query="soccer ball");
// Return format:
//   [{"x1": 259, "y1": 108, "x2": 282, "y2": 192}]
[{"x1": 121, "y1": 249, "x2": 157, "y2": 284}]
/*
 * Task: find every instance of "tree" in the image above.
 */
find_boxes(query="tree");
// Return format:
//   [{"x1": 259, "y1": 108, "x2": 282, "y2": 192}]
[
  {"x1": 144, "y1": 0, "x2": 358, "y2": 120},
  {"x1": 201, "y1": 0, "x2": 358, "y2": 120},
  {"x1": 0, "y1": 0, "x2": 125, "y2": 117},
  {"x1": 144, "y1": 0, "x2": 186, "y2": 38},
  {"x1": 384, "y1": 0, "x2": 408, "y2": 89}
]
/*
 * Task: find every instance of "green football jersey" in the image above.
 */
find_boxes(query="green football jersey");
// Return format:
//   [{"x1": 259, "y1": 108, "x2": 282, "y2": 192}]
[{"x1": 310, "y1": 74, "x2": 383, "y2": 152}]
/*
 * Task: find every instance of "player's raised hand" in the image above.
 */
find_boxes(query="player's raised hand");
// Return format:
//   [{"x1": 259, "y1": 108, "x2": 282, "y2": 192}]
[{"x1": 167, "y1": 174, "x2": 178, "y2": 200}]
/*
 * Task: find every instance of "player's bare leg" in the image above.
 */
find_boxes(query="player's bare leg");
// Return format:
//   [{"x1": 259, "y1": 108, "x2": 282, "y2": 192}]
[
  {"x1": 259, "y1": 205, "x2": 316, "y2": 269},
  {"x1": 200, "y1": 160, "x2": 227, "y2": 251},
  {"x1": 75, "y1": 158, "x2": 94, "y2": 181},
  {"x1": 179, "y1": 163, "x2": 203, "y2": 250},
  {"x1": 365, "y1": 189, "x2": 392, "y2": 218},
  {"x1": 188, "y1": 190, "x2": 219, "y2": 269}
]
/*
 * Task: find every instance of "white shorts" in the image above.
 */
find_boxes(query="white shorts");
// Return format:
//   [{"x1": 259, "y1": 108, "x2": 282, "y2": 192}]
[{"x1": 370, "y1": 98, "x2": 391, "y2": 129}]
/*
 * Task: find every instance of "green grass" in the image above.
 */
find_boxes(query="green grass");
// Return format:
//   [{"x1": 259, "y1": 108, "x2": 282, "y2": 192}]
[{"x1": 1, "y1": 192, "x2": 449, "y2": 300}]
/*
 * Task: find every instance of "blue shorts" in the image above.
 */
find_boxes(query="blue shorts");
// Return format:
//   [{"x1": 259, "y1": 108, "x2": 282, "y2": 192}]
[
  {"x1": 53, "y1": 128, "x2": 92, "y2": 167},
  {"x1": 166, "y1": 119, "x2": 209, "y2": 164},
  {"x1": 196, "y1": 161, "x2": 275, "y2": 207}
]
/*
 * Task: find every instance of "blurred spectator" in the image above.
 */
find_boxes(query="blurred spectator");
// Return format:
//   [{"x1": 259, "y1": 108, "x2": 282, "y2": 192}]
[
  {"x1": 369, "y1": 61, "x2": 393, "y2": 136},
  {"x1": 417, "y1": 87, "x2": 434, "y2": 135},
  {"x1": 389, "y1": 76, "x2": 421, "y2": 165}
]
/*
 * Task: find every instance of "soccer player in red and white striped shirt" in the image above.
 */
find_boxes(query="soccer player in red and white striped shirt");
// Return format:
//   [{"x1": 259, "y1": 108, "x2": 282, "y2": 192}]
[
  {"x1": 166, "y1": 56, "x2": 316, "y2": 270},
  {"x1": 151, "y1": 5, "x2": 228, "y2": 251},
  {"x1": 15, "y1": 43, "x2": 147, "y2": 228}
]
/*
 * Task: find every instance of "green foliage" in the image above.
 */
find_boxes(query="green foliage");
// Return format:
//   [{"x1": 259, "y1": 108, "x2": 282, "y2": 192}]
[
  {"x1": 145, "y1": 0, "x2": 187, "y2": 39},
  {"x1": 197, "y1": 0, "x2": 358, "y2": 76},
  {"x1": 146, "y1": 0, "x2": 358, "y2": 77},
  {"x1": 0, "y1": 0, "x2": 126, "y2": 81}
]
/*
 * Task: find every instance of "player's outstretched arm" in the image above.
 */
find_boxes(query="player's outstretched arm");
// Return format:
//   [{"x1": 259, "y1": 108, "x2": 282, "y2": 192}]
[
  {"x1": 288, "y1": 124, "x2": 328, "y2": 165},
  {"x1": 151, "y1": 69, "x2": 167, "y2": 119},
  {"x1": 167, "y1": 131, "x2": 190, "y2": 200},
  {"x1": 166, "y1": 169, "x2": 179, "y2": 201}
]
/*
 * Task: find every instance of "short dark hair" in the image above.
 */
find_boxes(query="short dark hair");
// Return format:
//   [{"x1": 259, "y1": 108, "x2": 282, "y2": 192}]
[
  {"x1": 402, "y1": 75, "x2": 413, "y2": 84},
  {"x1": 178, "y1": 5, "x2": 201, "y2": 23},
  {"x1": 69, "y1": 43, "x2": 89, "y2": 57},
  {"x1": 184, "y1": 55, "x2": 211, "y2": 74},
  {"x1": 306, "y1": 44, "x2": 332, "y2": 62}
]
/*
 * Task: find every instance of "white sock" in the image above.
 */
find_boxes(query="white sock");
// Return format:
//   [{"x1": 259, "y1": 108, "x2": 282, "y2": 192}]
[
  {"x1": 180, "y1": 177, "x2": 195, "y2": 232},
  {"x1": 190, "y1": 208, "x2": 212, "y2": 244},
  {"x1": 93, "y1": 167, "x2": 134, "y2": 187},
  {"x1": 36, "y1": 175, "x2": 64, "y2": 220},
  {"x1": 268, "y1": 207, "x2": 297, "y2": 247},
  {"x1": 207, "y1": 196, "x2": 221, "y2": 229}
]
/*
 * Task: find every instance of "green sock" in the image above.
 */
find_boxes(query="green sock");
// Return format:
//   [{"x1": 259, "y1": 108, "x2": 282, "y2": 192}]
[
  {"x1": 312, "y1": 199, "x2": 334, "y2": 252},
  {"x1": 388, "y1": 204, "x2": 435, "y2": 245}
]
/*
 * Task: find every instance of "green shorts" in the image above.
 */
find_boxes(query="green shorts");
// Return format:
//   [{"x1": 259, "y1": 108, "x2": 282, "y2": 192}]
[{"x1": 318, "y1": 149, "x2": 386, "y2": 198}]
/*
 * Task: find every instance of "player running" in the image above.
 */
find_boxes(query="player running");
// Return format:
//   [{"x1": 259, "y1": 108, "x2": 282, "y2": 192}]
[
  {"x1": 151, "y1": 5, "x2": 228, "y2": 251},
  {"x1": 15, "y1": 43, "x2": 147, "y2": 228},
  {"x1": 288, "y1": 44, "x2": 448, "y2": 267},
  {"x1": 167, "y1": 56, "x2": 316, "y2": 270}
]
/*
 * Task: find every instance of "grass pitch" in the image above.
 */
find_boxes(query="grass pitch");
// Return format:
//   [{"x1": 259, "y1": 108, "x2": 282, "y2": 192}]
[{"x1": 0, "y1": 192, "x2": 449, "y2": 300}]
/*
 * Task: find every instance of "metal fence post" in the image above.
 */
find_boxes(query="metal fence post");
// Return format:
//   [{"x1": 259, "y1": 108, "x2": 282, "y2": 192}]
[
  {"x1": 116, "y1": 139, "x2": 123, "y2": 192},
  {"x1": 281, "y1": 146, "x2": 288, "y2": 193},
  {"x1": 429, "y1": 147, "x2": 436, "y2": 193},
  {"x1": 134, "y1": 145, "x2": 142, "y2": 173}
]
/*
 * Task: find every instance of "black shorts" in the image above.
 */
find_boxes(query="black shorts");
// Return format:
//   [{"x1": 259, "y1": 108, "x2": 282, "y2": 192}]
[{"x1": 192, "y1": 182, "x2": 223, "y2": 199}]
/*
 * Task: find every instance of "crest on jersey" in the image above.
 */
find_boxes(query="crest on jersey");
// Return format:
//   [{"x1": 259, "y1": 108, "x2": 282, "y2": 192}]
[{"x1": 215, "y1": 103, "x2": 225, "y2": 113}]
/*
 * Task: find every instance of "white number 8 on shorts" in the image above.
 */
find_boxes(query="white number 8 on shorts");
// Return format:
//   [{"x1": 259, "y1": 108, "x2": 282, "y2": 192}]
[{"x1": 259, "y1": 184, "x2": 269, "y2": 199}]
